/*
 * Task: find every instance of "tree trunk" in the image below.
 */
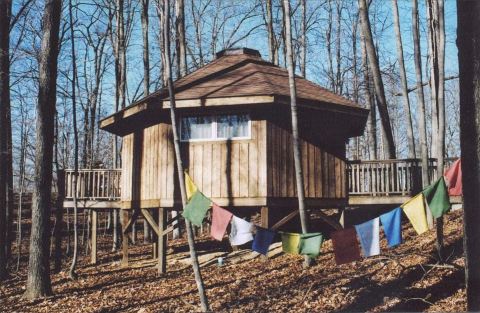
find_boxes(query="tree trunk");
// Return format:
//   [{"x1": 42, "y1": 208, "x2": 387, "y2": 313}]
[
  {"x1": 5, "y1": 92, "x2": 13, "y2": 261},
  {"x1": 412, "y1": 0, "x2": 429, "y2": 189},
  {"x1": 283, "y1": 0, "x2": 311, "y2": 267},
  {"x1": 457, "y1": 1, "x2": 480, "y2": 309},
  {"x1": 360, "y1": 35, "x2": 377, "y2": 159},
  {"x1": 427, "y1": 0, "x2": 438, "y2": 159},
  {"x1": 358, "y1": 0, "x2": 396, "y2": 159},
  {"x1": 175, "y1": 0, "x2": 187, "y2": 77},
  {"x1": 391, "y1": 0, "x2": 415, "y2": 159},
  {"x1": 266, "y1": 0, "x2": 276, "y2": 65},
  {"x1": 16, "y1": 114, "x2": 27, "y2": 271},
  {"x1": 141, "y1": 0, "x2": 152, "y2": 243},
  {"x1": 162, "y1": 1, "x2": 209, "y2": 310},
  {"x1": 0, "y1": 0, "x2": 11, "y2": 280},
  {"x1": 434, "y1": 0, "x2": 446, "y2": 262},
  {"x1": 68, "y1": 0, "x2": 79, "y2": 280},
  {"x1": 53, "y1": 115, "x2": 64, "y2": 273},
  {"x1": 25, "y1": 0, "x2": 62, "y2": 299},
  {"x1": 117, "y1": 0, "x2": 126, "y2": 110},
  {"x1": 299, "y1": 0, "x2": 306, "y2": 77}
]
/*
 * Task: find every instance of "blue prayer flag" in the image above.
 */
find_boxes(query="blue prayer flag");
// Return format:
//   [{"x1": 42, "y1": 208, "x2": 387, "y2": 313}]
[
  {"x1": 379, "y1": 207, "x2": 402, "y2": 247},
  {"x1": 354, "y1": 218, "x2": 380, "y2": 257},
  {"x1": 252, "y1": 227, "x2": 276, "y2": 255}
]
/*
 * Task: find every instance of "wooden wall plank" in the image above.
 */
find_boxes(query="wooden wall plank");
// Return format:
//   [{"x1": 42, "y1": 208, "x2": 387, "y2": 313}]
[{"x1": 239, "y1": 143, "x2": 249, "y2": 197}]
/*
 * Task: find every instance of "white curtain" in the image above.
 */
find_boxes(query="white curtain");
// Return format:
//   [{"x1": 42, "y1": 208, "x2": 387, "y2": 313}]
[
  {"x1": 181, "y1": 116, "x2": 213, "y2": 140},
  {"x1": 217, "y1": 114, "x2": 249, "y2": 138}
]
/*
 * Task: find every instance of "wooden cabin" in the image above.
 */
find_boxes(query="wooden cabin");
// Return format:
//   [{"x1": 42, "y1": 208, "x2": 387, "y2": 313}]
[{"x1": 100, "y1": 48, "x2": 368, "y2": 229}]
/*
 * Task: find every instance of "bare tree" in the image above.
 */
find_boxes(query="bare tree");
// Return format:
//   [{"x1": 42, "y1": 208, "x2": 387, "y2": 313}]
[
  {"x1": 457, "y1": 1, "x2": 480, "y2": 310},
  {"x1": 412, "y1": 0, "x2": 429, "y2": 194},
  {"x1": 175, "y1": 0, "x2": 187, "y2": 77},
  {"x1": 360, "y1": 34, "x2": 377, "y2": 159},
  {"x1": 25, "y1": 0, "x2": 62, "y2": 299},
  {"x1": 358, "y1": 0, "x2": 396, "y2": 159},
  {"x1": 299, "y1": 0, "x2": 306, "y2": 77},
  {"x1": 0, "y1": 0, "x2": 11, "y2": 281},
  {"x1": 162, "y1": 0, "x2": 209, "y2": 310},
  {"x1": 141, "y1": 0, "x2": 152, "y2": 243},
  {"x1": 68, "y1": 0, "x2": 79, "y2": 280},
  {"x1": 283, "y1": 0, "x2": 311, "y2": 267},
  {"x1": 391, "y1": 0, "x2": 415, "y2": 159},
  {"x1": 266, "y1": 0, "x2": 277, "y2": 64}
]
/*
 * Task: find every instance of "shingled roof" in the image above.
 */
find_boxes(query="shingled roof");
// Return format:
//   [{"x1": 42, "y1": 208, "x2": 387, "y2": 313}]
[
  {"x1": 134, "y1": 48, "x2": 360, "y2": 109},
  {"x1": 100, "y1": 48, "x2": 368, "y2": 135}
]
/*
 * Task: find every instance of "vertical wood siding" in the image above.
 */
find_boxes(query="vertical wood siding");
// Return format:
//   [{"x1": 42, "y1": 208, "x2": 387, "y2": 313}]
[{"x1": 266, "y1": 121, "x2": 347, "y2": 199}]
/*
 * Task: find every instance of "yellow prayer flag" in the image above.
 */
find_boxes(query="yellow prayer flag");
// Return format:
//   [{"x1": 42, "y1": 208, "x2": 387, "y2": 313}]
[
  {"x1": 185, "y1": 172, "x2": 198, "y2": 200},
  {"x1": 401, "y1": 193, "x2": 429, "y2": 235}
]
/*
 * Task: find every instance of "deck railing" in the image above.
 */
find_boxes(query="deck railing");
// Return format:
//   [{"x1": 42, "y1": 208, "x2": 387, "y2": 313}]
[
  {"x1": 63, "y1": 158, "x2": 458, "y2": 201},
  {"x1": 64, "y1": 169, "x2": 121, "y2": 200},
  {"x1": 347, "y1": 158, "x2": 439, "y2": 196}
]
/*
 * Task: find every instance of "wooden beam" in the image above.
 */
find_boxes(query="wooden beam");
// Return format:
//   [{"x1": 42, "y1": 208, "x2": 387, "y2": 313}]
[
  {"x1": 121, "y1": 210, "x2": 129, "y2": 266},
  {"x1": 63, "y1": 200, "x2": 121, "y2": 209},
  {"x1": 270, "y1": 210, "x2": 298, "y2": 230},
  {"x1": 166, "y1": 213, "x2": 181, "y2": 226},
  {"x1": 158, "y1": 208, "x2": 167, "y2": 274},
  {"x1": 122, "y1": 209, "x2": 140, "y2": 234},
  {"x1": 90, "y1": 210, "x2": 97, "y2": 264},
  {"x1": 162, "y1": 95, "x2": 275, "y2": 108},
  {"x1": 261, "y1": 206, "x2": 270, "y2": 228},
  {"x1": 141, "y1": 208, "x2": 160, "y2": 236}
]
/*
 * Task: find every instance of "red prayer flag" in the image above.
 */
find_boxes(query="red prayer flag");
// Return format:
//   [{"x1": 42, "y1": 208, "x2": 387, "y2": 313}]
[
  {"x1": 210, "y1": 203, "x2": 233, "y2": 241},
  {"x1": 444, "y1": 159, "x2": 462, "y2": 196},
  {"x1": 331, "y1": 228, "x2": 361, "y2": 265}
]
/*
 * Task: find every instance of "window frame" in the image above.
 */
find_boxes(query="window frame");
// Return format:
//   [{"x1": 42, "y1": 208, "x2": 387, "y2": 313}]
[{"x1": 180, "y1": 113, "x2": 252, "y2": 142}]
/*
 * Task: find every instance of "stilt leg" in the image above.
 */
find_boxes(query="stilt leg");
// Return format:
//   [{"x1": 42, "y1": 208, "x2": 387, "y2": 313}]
[
  {"x1": 158, "y1": 208, "x2": 167, "y2": 274},
  {"x1": 91, "y1": 209, "x2": 97, "y2": 264},
  {"x1": 121, "y1": 209, "x2": 129, "y2": 267}
]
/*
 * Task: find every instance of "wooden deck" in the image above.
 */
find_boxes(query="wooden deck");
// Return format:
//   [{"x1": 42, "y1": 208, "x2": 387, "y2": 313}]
[
  {"x1": 63, "y1": 158, "x2": 461, "y2": 209},
  {"x1": 347, "y1": 158, "x2": 461, "y2": 205},
  {"x1": 63, "y1": 169, "x2": 121, "y2": 209}
]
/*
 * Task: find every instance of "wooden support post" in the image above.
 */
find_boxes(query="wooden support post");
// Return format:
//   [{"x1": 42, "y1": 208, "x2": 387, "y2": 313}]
[
  {"x1": 151, "y1": 209, "x2": 158, "y2": 259},
  {"x1": 91, "y1": 209, "x2": 97, "y2": 264},
  {"x1": 158, "y1": 208, "x2": 167, "y2": 274},
  {"x1": 121, "y1": 209, "x2": 129, "y2": 267},
  {"x1": 261, "y1": 206, "x2": 269, "y2": 228}
]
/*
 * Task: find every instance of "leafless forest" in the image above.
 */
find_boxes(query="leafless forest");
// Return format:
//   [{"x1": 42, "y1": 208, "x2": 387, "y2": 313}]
[{"x1": 0, "y1": 0, "x2": 479, "y2": 312}]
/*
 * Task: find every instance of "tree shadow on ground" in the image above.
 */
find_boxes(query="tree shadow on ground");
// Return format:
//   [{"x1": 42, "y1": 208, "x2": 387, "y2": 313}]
[{"x1": 333, "y1": 236, "x2": 464, "y2": 312}]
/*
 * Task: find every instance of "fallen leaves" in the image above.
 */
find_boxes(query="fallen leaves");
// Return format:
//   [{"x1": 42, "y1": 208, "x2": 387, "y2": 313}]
[{"x1": 0, "y1": 210, "x2": 467, "y2": 312}]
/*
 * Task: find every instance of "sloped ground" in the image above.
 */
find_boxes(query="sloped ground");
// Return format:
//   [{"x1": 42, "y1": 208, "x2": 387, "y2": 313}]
[{"x1": 1, "y1": 210, "x2": 466, "y2": 312}]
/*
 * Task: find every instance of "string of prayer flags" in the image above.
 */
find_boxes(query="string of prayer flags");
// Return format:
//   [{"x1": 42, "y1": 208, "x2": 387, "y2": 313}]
[
  {"x1": 401, "y1": 193, "x2": 429, "y2": 235},
  {"x1": 229, "y1": 216, "x2": 254, "y2": 246},
  {"x1": 444, "y1": 159, "x2": 462, "y2": 196},
  {"x1": 185, "y1": 172, "x2": 198, "y2": 200},
  {"x1": 210, "y1": 203, "x2": 233, "y2": 241},
  {"x1": 281, "y1": 232, "x2": 301, "y2": 255},
  {"x1": 379, "y1": 207, "x2": 402, "y2": 247},
  {"x1": 354, "y1": 218, "x2": 380, "y2": 257},
  {"x1": 182, "y1": 191, "x2": 211, "y2": 226},
  {"x1": 299, "y1": 233, "x2": 324, "y2": 258},
  {"x1": 422, "y1": 177, "x2": 451, "y2": 218},
  {"x1": 252, "y1": 227, "x2": 276, "y2": 255},
  {"x1": 331, "y1": 228, "x2": 361, "y2": 265}
]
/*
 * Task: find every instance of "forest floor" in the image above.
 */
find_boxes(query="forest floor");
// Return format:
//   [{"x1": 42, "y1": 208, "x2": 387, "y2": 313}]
[{"x1": 0, "y1": 209, "x2": 466, "y2": 313}]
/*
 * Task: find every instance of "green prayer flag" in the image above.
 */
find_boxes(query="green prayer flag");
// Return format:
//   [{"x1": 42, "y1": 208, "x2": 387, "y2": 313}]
[
  {"x1": 281, "y1": 232, "x2": 301, "y2": 254},
  {"x1": 299, "y1": 233, "x2": 323, "y2": 257},
  {"x1": 182, "y1": 190, "x2": 211, "y2": 226},
  {"x1": 422, "y1": 177, "x2": 451, "y2": 219}
]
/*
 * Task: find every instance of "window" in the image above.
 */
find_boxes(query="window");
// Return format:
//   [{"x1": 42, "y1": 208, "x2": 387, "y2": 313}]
[{"x1": 180, "y1": 114, "x2": 250, "y2": 141}]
